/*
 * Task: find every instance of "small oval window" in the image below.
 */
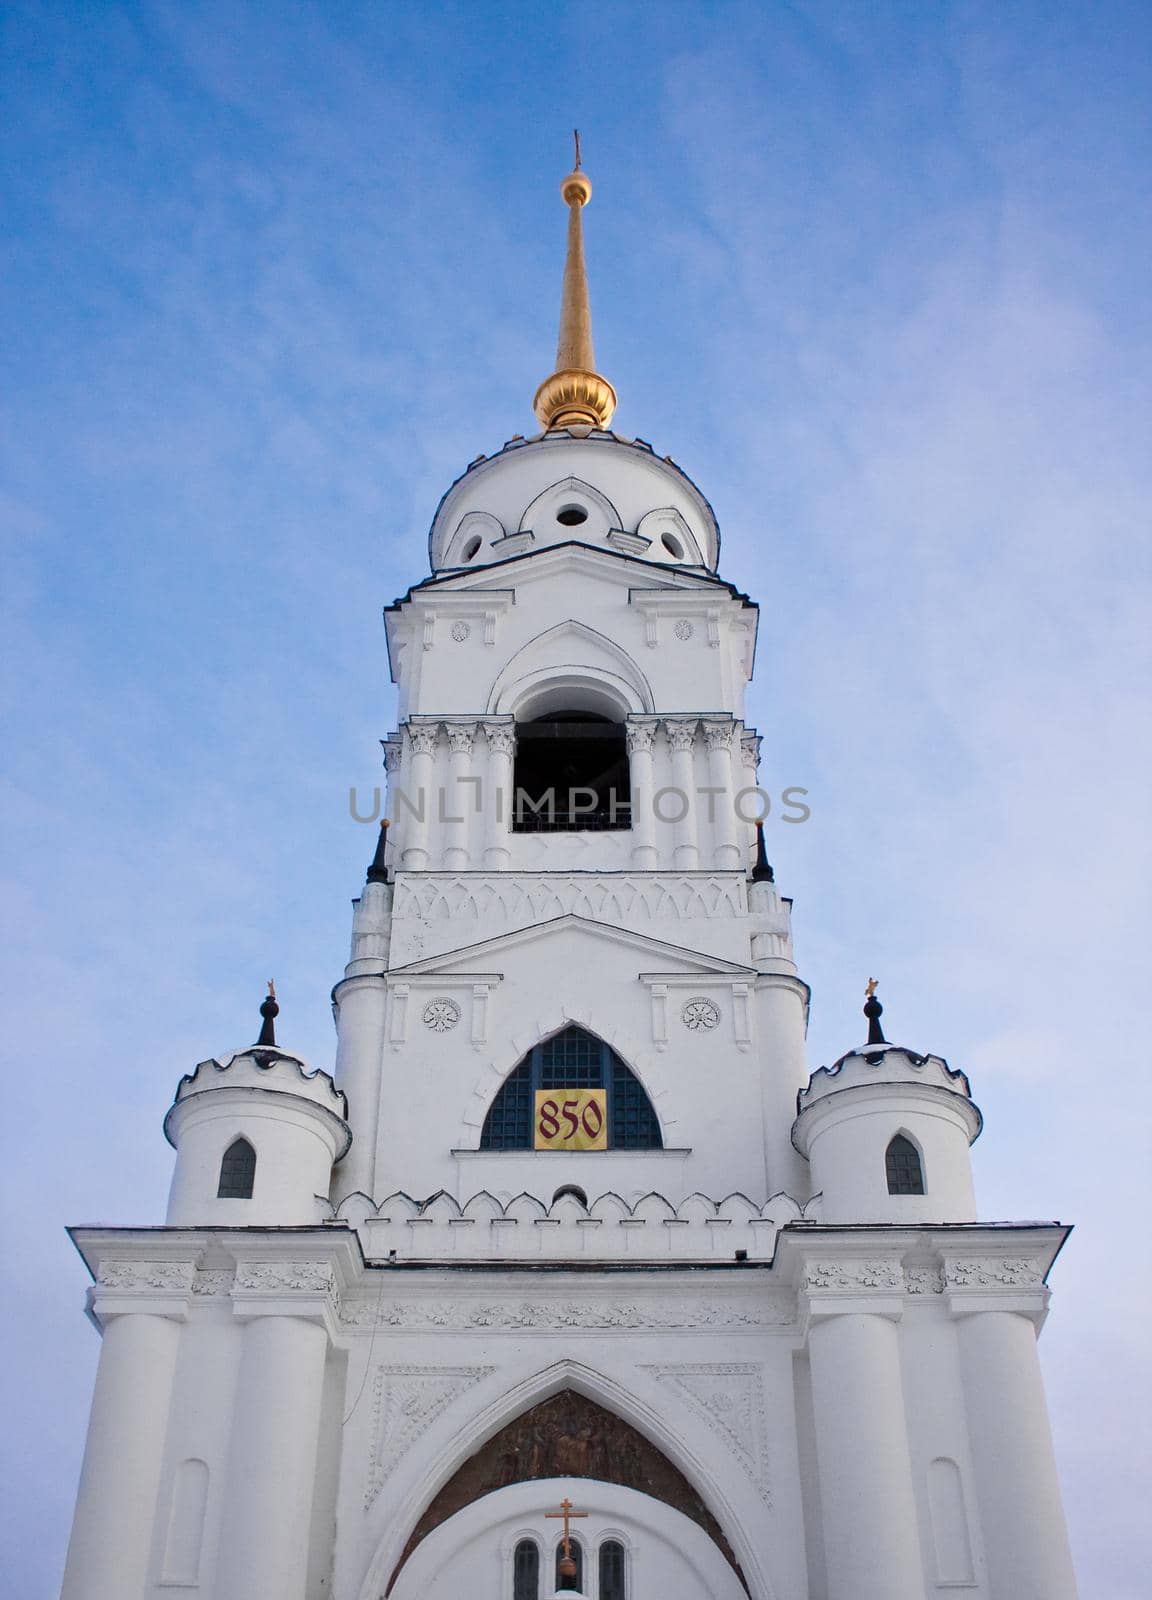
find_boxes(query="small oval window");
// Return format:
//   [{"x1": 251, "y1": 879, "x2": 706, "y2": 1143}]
[
  {"x1": 461, "y1": 535, "x2": 482, "y2": 561},
  {"x1": 556, "y1": 504, "x2": 588, "y2": 526},
  {"x1": 661, "y1": 531, "x2": 685, "y2": 559}
]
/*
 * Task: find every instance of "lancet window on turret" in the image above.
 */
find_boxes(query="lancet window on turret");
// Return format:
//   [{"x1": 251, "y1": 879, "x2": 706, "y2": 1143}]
[
  {"x1": 216, "y1": 1137, "x2": 256, "y2": 1199},
  {"x1": 480, "y1": 1026, "x2": 662, "y2": 1151},
  {"x1": 885, "y1": 1133, "x2": 925, "y2": 1195},
  {"x1": 512, "y1": 711, "x2": 631, "y2": 832}
]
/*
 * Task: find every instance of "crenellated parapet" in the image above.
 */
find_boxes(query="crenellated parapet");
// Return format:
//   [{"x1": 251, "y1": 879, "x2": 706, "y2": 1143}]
[{"x1": 328, "y1": 1187, "x2": 817, "y2": 1263}]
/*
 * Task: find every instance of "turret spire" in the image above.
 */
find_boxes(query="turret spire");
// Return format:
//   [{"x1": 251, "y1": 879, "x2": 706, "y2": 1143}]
[
  {"x1": 366, "y1": 818, "x2": 391, "y2": 884},
  {"x1": 863, "y1": 977, "x2": 886, "y2": 1046},
  {"x1": 533, "y1": 132, "x2": 617, "y2": 432},
  {"x1": 257, "y1": 980, "x2": 279, "y2": 1046}
]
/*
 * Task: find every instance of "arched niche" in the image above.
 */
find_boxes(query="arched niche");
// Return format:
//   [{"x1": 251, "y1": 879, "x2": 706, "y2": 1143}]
[
  {"x1": 385, "y1": 1390, "x2": 747, "y2": 1596},
  {"x1": 636, "y1": 507, "x2": 705, "y2": 567},
  {"x1": 518, "y1": 476, "x2": 622, "y2": 540},
  {"x1": 444, "y1": 510, "x2": 505, "y2": 567},
  {"x1": 487, "y1": 622, "x2": 654, "y2": 719}
]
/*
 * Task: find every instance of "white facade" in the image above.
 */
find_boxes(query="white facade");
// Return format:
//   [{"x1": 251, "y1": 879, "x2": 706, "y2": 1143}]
[{"x1": 60, "y1": 198, "x2": 1079, "y2": 1600}]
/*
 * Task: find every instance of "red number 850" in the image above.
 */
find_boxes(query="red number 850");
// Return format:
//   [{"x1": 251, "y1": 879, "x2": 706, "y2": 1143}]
[{"x1": 537, "y1": 1097, "x2": 603, "y2": 1141}]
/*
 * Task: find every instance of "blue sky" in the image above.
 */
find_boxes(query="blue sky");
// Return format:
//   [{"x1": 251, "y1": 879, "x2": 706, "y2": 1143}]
[{"x1": 2, "y1": 1, "x2": 1149, "y2": 1593}]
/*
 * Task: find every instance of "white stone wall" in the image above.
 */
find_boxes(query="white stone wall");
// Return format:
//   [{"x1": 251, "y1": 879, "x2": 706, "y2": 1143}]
[{"x1": 62, "y1": 1224, "x2": 1076, "y2": 1600}]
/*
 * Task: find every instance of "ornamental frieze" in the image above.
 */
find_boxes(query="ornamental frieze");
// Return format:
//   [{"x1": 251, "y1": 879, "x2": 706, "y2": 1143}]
[
  {"x1": 801, "y1": 1259, "x2": 904, "y2": 1292},
  {"x1": 341, "y1": 1295, "x2": 793, "y2": 1332},
  {"x1": 96, "y1": 1260, "x2": 197, "y2": 1293},
  {"x1": 233, "y1": 1259, "x2": 335, "y2": 1293},
  {"x1": 945, "y1": 1257, "x2": 1045, "y2": 1289},
  {"x1": 904, "y1": 1265, "x2": 946, "y2": 1295}
]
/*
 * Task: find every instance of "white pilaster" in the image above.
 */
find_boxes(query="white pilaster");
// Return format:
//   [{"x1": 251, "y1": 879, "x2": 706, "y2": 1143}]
[
  {"x1": 442, "y1": 722, "x2": 476, "y2": 869},
  {"x1": 702, "y1": 719, "x2": 741, "y2": 868},
  {"x1": 400, "y1": 723, "x2": 437, "y2": 869},
  {"x1": 481, "y1": 721, "x2": 515, "y2": 868},
  {"x1": 626, "y1": 720, "x2": 657, "y2": 868},
  {"x1": 739, "y1": 732, "x2": 760, "y2": 866},
  {"x1": 215, "y1": 1312, "x2": 329, "y2": 1600},
  {"x1": 61, "y1": 1311, "x2": 184, "y2": 1600},
  {"x1": 758, "y1": 974, "x2": 812, "y2": 1197},
  {"x1": 955, "y1": 1307, "x2": 1078, "y2": 1599},
  {"x1": 331, "y1": 972, "x2": 388, "y2": 1203},
  {"x1": 805, "y1": 1287, "x2": 924, "y2": 1600},
  {"x1": 664, "y1": 719, "x2": 700, "y2": 869}
]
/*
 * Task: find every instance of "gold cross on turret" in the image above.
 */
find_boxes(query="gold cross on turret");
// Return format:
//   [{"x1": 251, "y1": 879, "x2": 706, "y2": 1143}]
[
  {"x1": 545, "y1": 1495, "x2": 588, "y2": 1573},
  {"x1": 865, "y1": 976, "x2": 878, "y2": 998}
]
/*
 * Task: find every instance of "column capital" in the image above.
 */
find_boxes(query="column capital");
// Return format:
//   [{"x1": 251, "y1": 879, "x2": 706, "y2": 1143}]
[
  {"x1": 702, "y1": 718, "x2": 736, "y2": 750},
  {"x1": 480, "y1": 720, "x2": 516, "y2": 756},
  {"x1": 406, "y1": 722, "x2": 439, "y2": 755},
  {"x1": 625, "y1": 720, "x2": 657, "y2": 755},
  {"x1": 444, "y1": 721, "x2": 477, "y2": 754},
  {"x1": 664, "y1": 718, "x2": 699, "y2": 752}
]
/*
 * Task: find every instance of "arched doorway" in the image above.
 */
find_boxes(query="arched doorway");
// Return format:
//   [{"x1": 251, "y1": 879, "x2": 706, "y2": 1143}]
[{"x1": 385, "y1": 1389, "x2": 747, "y2": 1597}]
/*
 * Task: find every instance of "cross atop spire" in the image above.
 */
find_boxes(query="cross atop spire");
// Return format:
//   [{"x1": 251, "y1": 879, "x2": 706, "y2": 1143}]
[{"x1": 533, "y1": 138, "x2": 617, "y2": 432}]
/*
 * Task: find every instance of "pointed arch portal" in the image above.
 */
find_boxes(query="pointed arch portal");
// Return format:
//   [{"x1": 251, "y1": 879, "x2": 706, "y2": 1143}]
[{"x1": 385, "y1": 1389, "x2": 747, "y2": 1595}]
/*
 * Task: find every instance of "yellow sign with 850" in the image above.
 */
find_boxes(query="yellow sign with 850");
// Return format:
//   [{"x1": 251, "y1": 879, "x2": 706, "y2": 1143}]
[{"x1": 533, "y1": 1088, "x2": 607, "y2": 1151}]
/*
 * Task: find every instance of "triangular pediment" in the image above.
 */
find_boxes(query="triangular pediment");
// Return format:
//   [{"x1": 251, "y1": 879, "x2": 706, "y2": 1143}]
[{"x1": 387, "y1": 912, "x2": 756, "y2": 979}]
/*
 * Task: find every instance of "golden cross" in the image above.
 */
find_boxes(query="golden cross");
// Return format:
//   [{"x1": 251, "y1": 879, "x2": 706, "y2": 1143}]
[
  {"x1": 545, "y1": 1495, "x2": 588, "y2": 1559},
  {"x1": 267, "y1": 979, "x2": 276, "y2": 999},
  {"x1": 865, "y1": 976, "x2": 878, "y2": 998}
]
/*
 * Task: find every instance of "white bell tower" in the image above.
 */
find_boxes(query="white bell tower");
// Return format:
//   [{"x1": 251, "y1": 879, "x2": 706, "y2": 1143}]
[{"x1": 60, "y1": 149, "x2": 1079, "y2": 1600}]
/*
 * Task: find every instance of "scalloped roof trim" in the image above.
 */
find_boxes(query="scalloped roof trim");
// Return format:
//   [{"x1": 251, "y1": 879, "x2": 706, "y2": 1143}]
[
  {"x1": 173, "y1": 1047, "x2": 348, "y2": 1118},
  {"x1": 801, "y1": 1042, "x2": 973, "y2": 1104},
  {"x1": 329, "y1": 1186, "x2": 815, "y2": 1226}
]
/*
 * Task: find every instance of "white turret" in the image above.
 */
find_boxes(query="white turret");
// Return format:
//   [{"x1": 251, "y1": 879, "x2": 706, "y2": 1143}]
[
  {"x1": 163, "y1": 987, "x2": 350, "y2": 1225},
  {"x1": 792, "y1": 989, "x2": 982, "y2": 1223}
]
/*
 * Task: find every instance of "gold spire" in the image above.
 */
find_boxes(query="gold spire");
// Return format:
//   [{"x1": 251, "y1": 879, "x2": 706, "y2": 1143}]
[{"x1": 533, "y1": 132, "x2": 617, "y2": 432}]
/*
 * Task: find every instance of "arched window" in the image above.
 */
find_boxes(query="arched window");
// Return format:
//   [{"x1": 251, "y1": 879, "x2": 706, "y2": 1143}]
[
  {"x1": 512, "y1": 1538, "x2": 540, "y2": 1600},
  {"x1": 599, "y1": 1539, "x2": 627, "y2": 1599},
  {"x1": 480, "y1": 1026, "x2": 662, "y2": 1151},
  {"x1": 217, "y1": 1137, "x2": 256, "y2": 1199},
  {"x1": 513, "y1": 711, "x2": 631, "y2": 832},
  {"x1": 886, "y1": 1133, "x2": 925, "y2": 1195},
  {"x1": 555, "y1": 1537, "x2": 584, "y2": 1592}
]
